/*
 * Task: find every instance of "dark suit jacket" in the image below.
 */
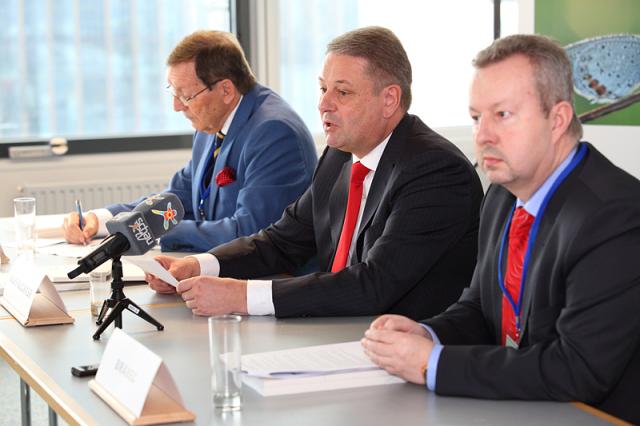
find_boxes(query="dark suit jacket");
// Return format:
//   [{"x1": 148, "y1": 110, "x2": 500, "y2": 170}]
[
  {"x1": 424, "y1": 143, "x2": 640, "y2": 424},
  {"x1": 211, "y1": 114, "x2": 484, "y2": 319},
  {"x1": 107, "y1": 84, "x2": 317, "y2": 252}
]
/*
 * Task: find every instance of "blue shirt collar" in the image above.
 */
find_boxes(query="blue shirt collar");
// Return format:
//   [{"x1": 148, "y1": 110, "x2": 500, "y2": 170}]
[{"x1": 517, "y1": 146, "x2": 578, "y2": 216}]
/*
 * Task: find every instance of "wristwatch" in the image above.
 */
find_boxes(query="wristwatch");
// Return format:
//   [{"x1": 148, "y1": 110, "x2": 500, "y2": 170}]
[{"x1": 421, "y1": 362, "x2": 428, "y2": 381}]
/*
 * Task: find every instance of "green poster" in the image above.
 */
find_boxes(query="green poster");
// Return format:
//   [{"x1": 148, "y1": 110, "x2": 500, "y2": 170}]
[{"x1": 535, "y1": 0, "x2": 640, "y2": 125}]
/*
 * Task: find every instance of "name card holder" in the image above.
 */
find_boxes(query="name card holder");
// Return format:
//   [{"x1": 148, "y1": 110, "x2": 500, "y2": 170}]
[
  {"x1": 0, "y1": 256, "x2": 74, "y2": 327},
  {"x1": 89, "y1": 329, "x2": 195, "y2": 425}
]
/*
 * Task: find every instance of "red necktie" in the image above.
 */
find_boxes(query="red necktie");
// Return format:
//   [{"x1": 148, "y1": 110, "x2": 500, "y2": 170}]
[
  {"x1": 331, "y1": 162, "x2": 370, "y2": 272},
  {"x1": 501, "y1": 207, "x2": 535, "y2": 345}
]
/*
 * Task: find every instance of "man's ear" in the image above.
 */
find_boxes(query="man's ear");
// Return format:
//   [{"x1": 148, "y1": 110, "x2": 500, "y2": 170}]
[
  {"x1": 549, "y1": 100, "x2": 574, "y2": 143},
  {"x1": 382, "y1": 84, "x2": 402, "y2": 119},
  {"x1": 220, "y1": 79, "x2": 236, "y2": 104}
]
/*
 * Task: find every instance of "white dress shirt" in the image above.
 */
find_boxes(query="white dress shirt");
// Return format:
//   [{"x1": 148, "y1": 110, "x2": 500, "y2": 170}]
[{"x1": 194, "y1": 133, "x2": 392, "y2": 315}]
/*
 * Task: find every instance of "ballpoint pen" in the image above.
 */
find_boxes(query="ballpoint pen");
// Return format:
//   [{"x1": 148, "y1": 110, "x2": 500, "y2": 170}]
[{"x1": 75, "y1": 199, "x2": 85, "y2": 230}]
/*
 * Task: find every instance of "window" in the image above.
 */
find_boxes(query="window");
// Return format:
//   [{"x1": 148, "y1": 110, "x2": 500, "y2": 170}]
[
  {"x1": 0, "y1": 0, "x2": 230, "y2": 142},
  {"x1": 275, "y1": 0, "x2": 519, "y2": 135}
]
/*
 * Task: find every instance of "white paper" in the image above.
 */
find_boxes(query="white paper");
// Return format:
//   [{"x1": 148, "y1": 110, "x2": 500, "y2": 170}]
[
  {"x1": 242, "y1": 341, "x2": 380, "y2": 378},
  {"x1": 39, "y1": 241, "x2": 101, "y2": 258},
  {"x1": 47, "y1": 262, "x2": 146, "y2": 283},
  {"x1": 122, "y1": 256, "x2": 178, "y2": 287},
  {"x1": 242, "y1": 368, "x2": 404, "y2": 396},
  {"x1": 35, "y1": 215, "x2": 66, "y2": 237},
  {"x1": 96, "y1": 329, "x2": 162, "y2": 417},
  {"x1": 2, "y1": 238, "x2": 66, "y2": 249}
]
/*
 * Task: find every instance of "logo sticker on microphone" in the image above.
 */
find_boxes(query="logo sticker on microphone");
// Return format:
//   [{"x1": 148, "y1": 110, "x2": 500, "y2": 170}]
[
  {"x1": 142, "y1": 194, "x2": 166, "y2": 205},
  {"x1": 128, "y1": 218, "x2": 155, "y2": 245},
  {"x1": 151, "y1": 202, "x2": 179, "y2": 231}
]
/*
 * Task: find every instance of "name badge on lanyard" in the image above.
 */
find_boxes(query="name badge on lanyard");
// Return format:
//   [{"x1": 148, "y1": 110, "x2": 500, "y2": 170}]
[
  {"x1": 505, "y1": 334, "x2": 519, "y2": 349},
  {"x1": 497, "y1": 143, "x2": 587, "y2": 347}
]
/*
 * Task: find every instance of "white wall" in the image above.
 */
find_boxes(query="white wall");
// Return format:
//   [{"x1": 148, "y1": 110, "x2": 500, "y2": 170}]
[
  {"x1": 582, "y1": 125, "x2": 640, "y2": 180},
  {"x1": 439, "y1": 125, "x2": 640, "y2": 190}
]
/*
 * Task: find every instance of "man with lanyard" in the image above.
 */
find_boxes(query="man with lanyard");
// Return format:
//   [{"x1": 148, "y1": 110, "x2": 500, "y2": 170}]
[
  {"x1": 62, "y1": 30, "x2": 317, "y2": 252},
  {"x1": 362, "y1": 34, "x2": 640, "y2": 424}
]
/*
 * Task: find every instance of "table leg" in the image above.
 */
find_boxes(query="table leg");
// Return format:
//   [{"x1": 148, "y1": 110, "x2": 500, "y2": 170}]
[
  {"x1": 20, "y1": 378, "x2": 31, "y2": 426},
  {"x1": 48, "y1": 406, "x2": 58, "y2": 426}
]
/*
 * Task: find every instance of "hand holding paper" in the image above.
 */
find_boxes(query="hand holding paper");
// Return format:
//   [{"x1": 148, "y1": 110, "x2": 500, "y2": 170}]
[
  {"x1": 123, "y1": 257, "x2": 179, "y2": 287},
  {"x1": 144, "y1": 255, "x2": 201, "y2": 294}
]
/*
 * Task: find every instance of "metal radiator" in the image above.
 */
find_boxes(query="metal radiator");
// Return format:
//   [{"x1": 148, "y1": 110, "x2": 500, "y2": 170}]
[{"x1": 17, "y1": 179, "x2": 168, "y2": 214}]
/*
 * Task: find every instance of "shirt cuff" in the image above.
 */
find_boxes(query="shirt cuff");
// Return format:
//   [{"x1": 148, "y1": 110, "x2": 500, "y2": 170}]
[
  {"x1": 192, "y1": 253, "x2": 220, "y2": 276},
  {"x1": 91, "y1": 208, "x2": 113, "y2": 237},
  {"x1": 246, "y1": 280, "x2": 275, "y2": 315},
  {"x1": 420, "y1": 324, "x2": 442, "y2": 345},
  {"x1": 419, "y1": 323, "x2": 442, "y2": 392},
  {"x1": 426, "y1": 344, "x2": 443, "y2": 391}
]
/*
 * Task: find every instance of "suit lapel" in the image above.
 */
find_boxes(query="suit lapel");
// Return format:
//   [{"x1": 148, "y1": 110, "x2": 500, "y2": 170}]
[
  {"x1": 329, "y1": 159, "x2": 352, "y2": 250},
  {"x1": 209, "y1": 135, "x2": 233, "y2": 212},
  {"x1": 196, "y1": 133, "x2": 217, "y2": 209},
  {"x1": 518, "y1": 200, "x2": 560, "y2": 341},
  {"x1": 357, "y1": 155, "x2": 393, "y2": 242},
  {"x1": 489, "y1": 188, "x2": 516, "y2": 344},
  {"x1": 208, "y1": 87, "x2": 258, "y2": 211},
  {"x1": 494, "y1": 210, "x2": 511, "y2": 343},
  {"x1": 355, "y1": 117, "x2": 409, "y2": 244}
]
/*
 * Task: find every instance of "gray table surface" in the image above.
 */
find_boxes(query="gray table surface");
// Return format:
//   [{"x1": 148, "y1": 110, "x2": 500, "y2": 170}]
[
  {"x1": 0, "y1": 297, "x2": 616, "y2": 426},
  {"x1": 0, "y1": 218, "x2": 619, "y2": 426}
]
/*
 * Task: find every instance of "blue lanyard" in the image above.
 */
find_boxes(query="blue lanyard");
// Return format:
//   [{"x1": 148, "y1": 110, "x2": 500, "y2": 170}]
[
  {"x1": 497, "y1": 143, "x2": 587, "y2": 333},
  {"x1": 198, "y1": 134, "x2": 224, "y2": 219},
  {"x1": 199, "y1": 187, "x2": 212, "y2": 220}
]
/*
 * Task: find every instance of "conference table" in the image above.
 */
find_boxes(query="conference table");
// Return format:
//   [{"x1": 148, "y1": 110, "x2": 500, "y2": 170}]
[{"x1": 0, "y1": 219, "x2": 626, "y2": 426}]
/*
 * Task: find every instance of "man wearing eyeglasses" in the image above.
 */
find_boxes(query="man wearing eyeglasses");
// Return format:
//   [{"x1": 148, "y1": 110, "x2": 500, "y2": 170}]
[{"x1": 63, "y1": 30, "x2": 317, "y2": 252}]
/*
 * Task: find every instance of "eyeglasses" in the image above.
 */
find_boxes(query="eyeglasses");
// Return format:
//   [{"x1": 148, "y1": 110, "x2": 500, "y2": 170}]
[{"x1": 165, "y1": 79, "x2": 223, "y2": 105}]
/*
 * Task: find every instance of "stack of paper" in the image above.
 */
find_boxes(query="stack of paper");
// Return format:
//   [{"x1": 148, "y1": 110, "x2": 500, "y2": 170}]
[
  {"x1": 241, "y1": 341, "x2": 404, "y2": 396},
  {"x1": 38, "y1": 241, "x2": 101, "y2": 258},
  {"x1": 46, "y1": 262, "x2": 146, "y2": 292},
  {"x1": 35, "y1": 215, "x2": 66, "y2": 238}
]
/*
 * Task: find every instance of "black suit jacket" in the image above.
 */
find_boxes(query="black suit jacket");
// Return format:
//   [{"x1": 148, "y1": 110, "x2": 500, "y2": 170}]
[
  {"x1": 424, "y1": 143, "x2": 640, "y2": 424},
  {"x1": 210, "y1": 114, "x2": 483, "y2": 319}
]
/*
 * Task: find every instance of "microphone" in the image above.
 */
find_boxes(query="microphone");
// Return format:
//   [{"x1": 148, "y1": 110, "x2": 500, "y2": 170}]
[{"x1": 67, "y1": 193, "x2": 185, "y2": 279}]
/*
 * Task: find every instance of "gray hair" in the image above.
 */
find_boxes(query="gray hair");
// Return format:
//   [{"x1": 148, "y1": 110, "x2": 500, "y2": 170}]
[{"x1": 327, "y1": 26, "x2": 412, "y2": 111}]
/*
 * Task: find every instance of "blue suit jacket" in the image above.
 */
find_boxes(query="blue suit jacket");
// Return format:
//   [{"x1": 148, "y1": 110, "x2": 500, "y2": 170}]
[{"x1": 106, "y1": 84, "x2": 317, "y2": 252}]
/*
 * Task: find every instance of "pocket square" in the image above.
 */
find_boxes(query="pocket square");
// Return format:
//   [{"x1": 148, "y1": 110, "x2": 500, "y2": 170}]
[{"x1": 216, "y1": 166, "x2": 236, "y2": 187}]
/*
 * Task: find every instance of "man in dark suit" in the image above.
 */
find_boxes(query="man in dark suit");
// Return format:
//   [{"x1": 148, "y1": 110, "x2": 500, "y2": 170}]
[
  {"x1": 362, "y1": 34, "x2": 640, "y2": 424},
  {"x1": 62, "y1": 30, "x2": 317, "y2": 252},
  {"x1": 147, "y1": 27, "x2": 483, "y2": 320}
]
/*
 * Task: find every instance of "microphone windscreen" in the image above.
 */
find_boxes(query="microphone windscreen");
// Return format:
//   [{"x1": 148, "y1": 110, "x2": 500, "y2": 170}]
[
  {"x1": 106, "y1": 193, "x2": 185, "y2": 255},
  {"x1": 133, "y1": 193, "x2": 185, "y2": 235}
]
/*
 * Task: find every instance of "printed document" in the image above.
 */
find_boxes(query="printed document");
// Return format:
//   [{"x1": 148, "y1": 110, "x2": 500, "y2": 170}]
[{"x1": 242, "y1": 341, "x2": 380, "y2": 378}]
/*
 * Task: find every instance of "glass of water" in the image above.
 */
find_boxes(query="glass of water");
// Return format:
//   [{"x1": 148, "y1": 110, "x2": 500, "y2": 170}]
[
  {"x1": 13, "y1": 197, "x2": 36, "y2": 257},
  {"x1": 208, "y1": 314, "x2": 242, "y2": 411}
]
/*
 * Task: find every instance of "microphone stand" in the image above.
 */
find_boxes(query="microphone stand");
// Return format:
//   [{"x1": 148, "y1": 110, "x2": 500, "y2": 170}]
[{"x1": 93, "y1": 256, "x2": 164, "y2": 340}]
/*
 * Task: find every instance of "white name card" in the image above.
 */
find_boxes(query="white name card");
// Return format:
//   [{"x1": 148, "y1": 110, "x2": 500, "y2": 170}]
[
  {"x1": 0, "y1": 255, "x2": 73, "y2": 326},
  {"x1": 90, "y1": 329, "x2": 194, "y2": 425}
]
